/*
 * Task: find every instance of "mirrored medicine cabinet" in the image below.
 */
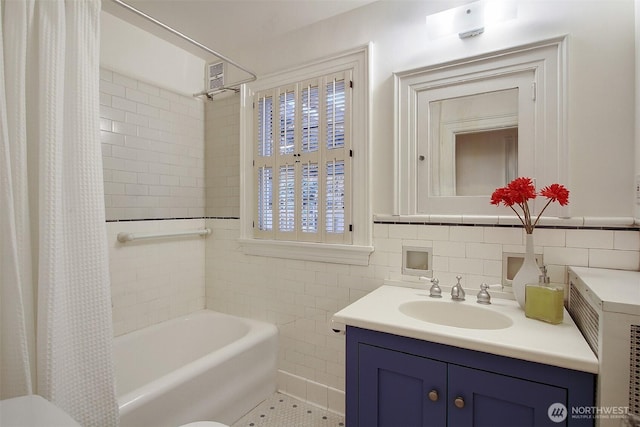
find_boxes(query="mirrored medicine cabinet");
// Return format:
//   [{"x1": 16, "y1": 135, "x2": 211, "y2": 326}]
[
  {"x1": 394, "y1": 36, "x2": 568, "y2": 218},
  {"x1": 427, "y1": 88, "x2": 519, "y2": 198}
]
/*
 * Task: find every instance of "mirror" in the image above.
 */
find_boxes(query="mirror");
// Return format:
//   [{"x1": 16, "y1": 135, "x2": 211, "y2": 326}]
[
  {"x1": 428, "y1": 89, "x2": 519, "y2": 197},
  {"x1": 394, "y1": 37, "x2": 567, "y2": 217},
  {"x1": 415, "y1": 70, "x2": 535, "y2": 215},
  {"x1": 455, "y1": 127, "x2": 518, "y2": 195}
]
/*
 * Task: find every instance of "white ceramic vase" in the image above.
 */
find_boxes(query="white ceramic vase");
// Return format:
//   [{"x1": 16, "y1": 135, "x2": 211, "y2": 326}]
[{"x1": 512, "y1": 233, "x2": 542, "y2": 309}]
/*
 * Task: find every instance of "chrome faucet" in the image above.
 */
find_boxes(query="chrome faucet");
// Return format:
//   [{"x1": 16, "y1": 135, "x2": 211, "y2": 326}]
[
  {"x1": 429, "y1": 278, "x2": 442, "y2": 298},
  {"x1": 420, "y1": 276, "x2": 442, "y2": 298},
  {"x1": 476, "y1": 283, "x2": 504, "y2": 305},
  {"x1": 451, "y1": 275, "x2": 465, "y2": 301}
]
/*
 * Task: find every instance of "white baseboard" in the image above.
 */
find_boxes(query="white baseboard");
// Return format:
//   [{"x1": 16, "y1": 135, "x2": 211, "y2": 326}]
[{"x1": 276, "y1": 370, "x2": 345, "y2": 416}]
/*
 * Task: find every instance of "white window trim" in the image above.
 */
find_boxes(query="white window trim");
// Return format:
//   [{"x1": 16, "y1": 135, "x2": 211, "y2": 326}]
[{"x1": 239, "y1": 44, "x2": 373, "y2": 265}]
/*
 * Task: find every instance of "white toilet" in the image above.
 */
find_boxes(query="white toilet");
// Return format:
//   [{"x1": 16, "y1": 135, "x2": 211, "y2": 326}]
[
  {"x1": 0, "y1": 395, "x2": 83, "y2": 427},
  {"x1": 0, "y1": 396, "x2": 230, "y2": 427}
]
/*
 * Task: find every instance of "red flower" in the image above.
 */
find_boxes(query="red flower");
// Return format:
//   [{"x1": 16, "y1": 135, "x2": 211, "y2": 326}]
[
  {"x1": 506, "y1": 177, "x2": 537, "y2": 204},
  {"x1": 490, "y1": 187, "x2": 512, "y2": 206},
  {"x1": 491, "y1": 177, "x2": 569, "y2": 234},
  {"x1": 540, "y1": 183, "x2": 570, "y2": 206}
]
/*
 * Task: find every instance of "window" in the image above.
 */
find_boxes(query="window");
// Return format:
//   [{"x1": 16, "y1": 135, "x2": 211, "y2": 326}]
[
  {"x1": 240, "y1": 46, "x2": 372, "y2": 265},
  {"x1": 254, "y1": 73, "x2": 351, "y2": 243}
]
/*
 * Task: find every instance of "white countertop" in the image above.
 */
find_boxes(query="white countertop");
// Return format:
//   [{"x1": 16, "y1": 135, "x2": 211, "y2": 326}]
[
  {"x1": 332, "y1": 284, "x2": 598, "y2": 374},
  {"x1": 569, "y1": 267, "x2": 640, "y2": 315}
]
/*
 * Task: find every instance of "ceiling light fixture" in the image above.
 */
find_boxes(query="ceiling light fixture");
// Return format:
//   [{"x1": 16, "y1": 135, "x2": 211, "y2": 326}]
[{"x1": 426, "y1": 1, "x2": 517, "y2": 40}]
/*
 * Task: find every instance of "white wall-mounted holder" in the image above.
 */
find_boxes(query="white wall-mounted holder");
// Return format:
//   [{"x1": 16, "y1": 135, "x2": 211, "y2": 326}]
[
  {"x1": 403, "y1": 246, "x2": 433, "y2": 277},
  {"x1": 502, "y1": 251, "x2": 543, "y2": 286}
]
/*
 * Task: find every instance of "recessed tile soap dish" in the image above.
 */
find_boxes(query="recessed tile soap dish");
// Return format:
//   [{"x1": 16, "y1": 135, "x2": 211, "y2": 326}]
[
  {"x1": 502, "y1": 251, "x2": 543, "y2": 286},
  {"x1": 402, "y1": 246, "x2": 433, "y2": 277}
]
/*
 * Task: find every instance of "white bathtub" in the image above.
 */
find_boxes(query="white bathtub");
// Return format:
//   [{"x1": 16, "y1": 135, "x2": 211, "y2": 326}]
[{"x1": 113, "y1": 310, "x2": 278, "y2": 427}]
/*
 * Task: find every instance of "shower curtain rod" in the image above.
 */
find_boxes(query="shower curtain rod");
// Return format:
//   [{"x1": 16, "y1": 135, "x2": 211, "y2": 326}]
[{"x1": 110, "y1": 0, "x2": 257, "y2": 99}]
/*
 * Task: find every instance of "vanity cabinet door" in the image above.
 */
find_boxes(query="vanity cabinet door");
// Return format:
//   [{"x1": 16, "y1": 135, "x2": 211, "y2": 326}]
[
  {"x1": 346, "y1": 327, "x2": 594, "y2": 427},
  {"x1": 358, "y1": 344, "x2": 447, "y2": 427},
  {"x1": 448, "y1": 364, "x2": 567, "y2": 427}
]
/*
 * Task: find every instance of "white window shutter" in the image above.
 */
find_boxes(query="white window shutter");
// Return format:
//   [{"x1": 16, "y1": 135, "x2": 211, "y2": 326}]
[
  {"x1": 254, "y1": 93, "x2": 275, "y2": 238},
  {"x1": 253, "y1": 71, "x2": 352, "y2": 244},
  {"x1": 323, "y1": 71, "x2": 351, "y2": 243}
]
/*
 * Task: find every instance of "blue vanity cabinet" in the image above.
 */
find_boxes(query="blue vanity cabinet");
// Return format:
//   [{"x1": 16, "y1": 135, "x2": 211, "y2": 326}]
[
  {"x1": 358, "y1": 344, "x2": 447, "y2": 427},
  {"x1": 346, "y1": 326, "x2": 596, "y2": 427}
]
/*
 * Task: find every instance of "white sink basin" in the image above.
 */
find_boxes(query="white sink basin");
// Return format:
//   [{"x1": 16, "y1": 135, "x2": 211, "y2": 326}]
[{"x1": 399, "y1": 300, "x2": 514, "y2": 330}]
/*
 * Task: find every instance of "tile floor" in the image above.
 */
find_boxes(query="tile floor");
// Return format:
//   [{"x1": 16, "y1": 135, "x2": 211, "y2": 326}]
[{"x1": 232, "y1": 393, "x2": 345, "y2": 427}]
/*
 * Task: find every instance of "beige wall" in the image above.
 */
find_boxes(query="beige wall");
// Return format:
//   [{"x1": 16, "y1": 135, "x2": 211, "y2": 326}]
[
  {"x1": 636, "y1": 0, "x2": 640, "y2": 220},
  {"x1": 233, "y1": 0, "x2": 637, "y2": 218},
  {"x1": 100, "y1": 11, "x2": 204, "y2": 96},
  {"x1": 101, "y1": 0, "x2": 638, "y2": 219},
  {"x1": 205, "y1": 95, "x2": 240, "y2": 218}
]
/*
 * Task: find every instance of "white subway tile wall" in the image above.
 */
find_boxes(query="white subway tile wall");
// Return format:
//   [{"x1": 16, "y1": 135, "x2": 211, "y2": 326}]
[
  {"x1": 205, "y1": 94, "x2": 240, "y2": 217},
  {"x1": 205, "y1": 218, "x2": 640, "y2": 396},
  {"x1": 100, "y1": 68, "x2": 205, "y2": 220},
  {"x1": 107, "y1": 219, "x2": 206, "y2": 336}
]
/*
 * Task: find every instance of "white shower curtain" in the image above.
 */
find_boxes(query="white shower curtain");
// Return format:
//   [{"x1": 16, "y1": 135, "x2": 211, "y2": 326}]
[{"x1": 0, "y1": 0, "x2": 119, "y2": 425}]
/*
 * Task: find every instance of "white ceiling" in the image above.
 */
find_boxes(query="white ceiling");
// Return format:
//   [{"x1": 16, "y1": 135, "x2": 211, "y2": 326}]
[{"x1": 102, "y1": 0, "x2": 377, "y2": 61}]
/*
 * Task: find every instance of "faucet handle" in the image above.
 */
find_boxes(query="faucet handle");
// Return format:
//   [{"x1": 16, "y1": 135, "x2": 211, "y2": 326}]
[
  {"x1": 429, "y1": 278, "x2": 442, "y2": 298},
  {"x1": 476, "y1": 283, "x2": 504, "y2": 305},
  {"x1": 420, "y1": 276, "x2": 442, "y2": 298},
  {"x1": 477, "y1": 283, "x2": 491, "y2": 304}
]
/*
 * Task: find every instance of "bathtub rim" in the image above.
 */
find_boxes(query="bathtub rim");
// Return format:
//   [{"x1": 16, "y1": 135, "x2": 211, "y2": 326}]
[{"x1": 114, "y1": 309, "x2": 278, "y2": 415}]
